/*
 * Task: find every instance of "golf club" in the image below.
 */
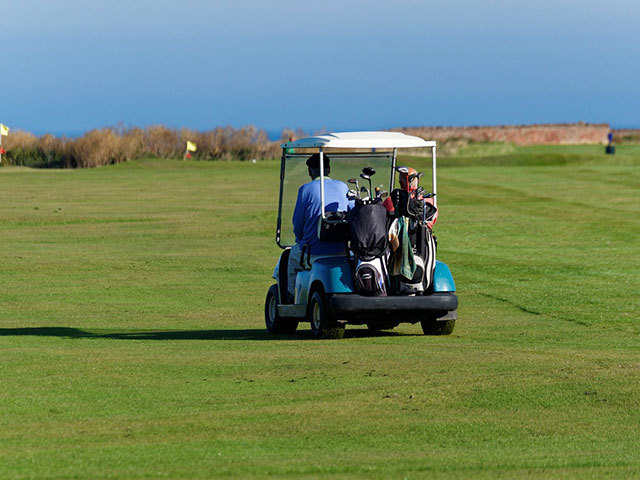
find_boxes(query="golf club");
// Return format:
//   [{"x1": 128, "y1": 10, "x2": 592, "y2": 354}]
[
  {"x1": 359, "y1": 173, "x2": 371, "y2": 194},
  {"x1": 347, "y1": 177, "x2": 359, "y2": 194},
  {"x1": 360, "y1": 185, "x2": 370, "y2": 203},
  {"x1": 361, "y1": 166, "x2": 376, "y2": 193}
]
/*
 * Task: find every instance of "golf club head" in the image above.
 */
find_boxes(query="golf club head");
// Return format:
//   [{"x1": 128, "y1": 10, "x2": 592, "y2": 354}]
[
  {"x1": 362, "y1": 166, "x2": 376, "y2": 177},
  {"x1": 359, "y1": 173, "x2": 370, "y2": 181},
  {"x1": 360, "y1": 186, "x2": 371, "y2": 203},
  {"x1": 347, "y1": 178, "x2": 358, "y2": 185}
]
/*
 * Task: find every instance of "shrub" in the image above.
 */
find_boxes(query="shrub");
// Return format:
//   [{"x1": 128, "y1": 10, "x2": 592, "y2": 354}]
[
  {"x1": 1, "y1": 124, "x2": 282, "y2": 168},
  {"x1": 614, "y1": 133, "x2": 640, "y2": 144},
  {"x1": 3, "y1": 131, "x2": 70, "y2": 168},
  {"x1": 145, "y1": 125, "x2": 182, "y2": 159}
]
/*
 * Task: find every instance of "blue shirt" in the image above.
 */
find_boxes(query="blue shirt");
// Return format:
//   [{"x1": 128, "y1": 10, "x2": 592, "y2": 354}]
[{"x1": 292, "y1": 177, "x2": 353, "y2": 254}]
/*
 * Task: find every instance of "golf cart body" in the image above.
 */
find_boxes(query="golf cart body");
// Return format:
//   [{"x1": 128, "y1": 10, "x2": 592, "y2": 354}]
[{"x1": 266, "y1": 131, "x2": 457, "y2": 338}]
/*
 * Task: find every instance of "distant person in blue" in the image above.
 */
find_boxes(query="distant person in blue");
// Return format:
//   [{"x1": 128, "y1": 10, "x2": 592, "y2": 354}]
[
  {"x1": 287, "y1": 153, "x2": 352, "y2": 299},
  {"x1": 606, "y1": 131, "x2": 615, "y2": 155}
]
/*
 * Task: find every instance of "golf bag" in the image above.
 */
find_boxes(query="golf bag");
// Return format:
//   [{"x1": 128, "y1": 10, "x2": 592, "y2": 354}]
[
  {"x1": 354, "y1": 257, "x2": 388, "y2": 296},
  {"x1": 347, "y1": 203, "x2": 389, "y2": 296},
  {"x1": 419, "y1": 225, "x2": 437, "y2": 291},
  {"x1": 390, "y1": 189, "x2": 424, "y2": 219},
  {"x1": 387, "y1": 188, "x2": 438, "y2": 294},
  {"x1": 347, "y1": 203, "x2": 388, "y2": 261},
  {"x1": 390, "y1": 223, "x2": 436, "y2": 295}
]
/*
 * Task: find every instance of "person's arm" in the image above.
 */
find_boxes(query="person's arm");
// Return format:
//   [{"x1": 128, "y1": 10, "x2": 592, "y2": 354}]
[{"x1": 292, "y1": 187, "x2": 306, "y2": 242}]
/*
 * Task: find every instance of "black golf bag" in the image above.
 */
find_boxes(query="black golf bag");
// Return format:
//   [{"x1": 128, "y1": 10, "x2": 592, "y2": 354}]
[
  {"x1": 347, "y1": 203, "x2": 389, "y2": 296},
  {"x1": 390, "y1": 189, "x2": 423, "y2": 219}
]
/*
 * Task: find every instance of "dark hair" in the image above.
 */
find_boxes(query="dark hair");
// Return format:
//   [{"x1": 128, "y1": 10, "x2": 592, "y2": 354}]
[{"x1": 306, "y1": 153, "x2": 330, "y2": 178}]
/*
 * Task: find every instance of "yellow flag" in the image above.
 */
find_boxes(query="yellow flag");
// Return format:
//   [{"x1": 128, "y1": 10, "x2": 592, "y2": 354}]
[
  {"x1": 0, "y1": 124, "x2": 9, "y2": 136},
  {"x1": 186, "y1": 141, "x2": 197, "y2": 152}
]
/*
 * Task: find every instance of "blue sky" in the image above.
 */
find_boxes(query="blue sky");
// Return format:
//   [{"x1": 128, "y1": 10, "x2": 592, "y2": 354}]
[{"x1": 1, "y1": 0, "x2": 638, "y2": 136}]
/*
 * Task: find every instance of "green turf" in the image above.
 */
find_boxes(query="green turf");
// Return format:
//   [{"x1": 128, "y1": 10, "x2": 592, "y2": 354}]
[{"x1": 1, "y1": 148, "x2": 639, "y2": 479}]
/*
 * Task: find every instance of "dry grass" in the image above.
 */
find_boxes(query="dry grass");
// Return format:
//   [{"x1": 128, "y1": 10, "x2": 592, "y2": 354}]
[{"x1": 2, "y1": 125, "x2": 282, "y2": 168}]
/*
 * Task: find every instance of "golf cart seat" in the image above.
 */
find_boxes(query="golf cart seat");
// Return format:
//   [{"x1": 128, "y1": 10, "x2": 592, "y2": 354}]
[{"x1": 317, "y1": 210, "x2": 349, "y2": 242}]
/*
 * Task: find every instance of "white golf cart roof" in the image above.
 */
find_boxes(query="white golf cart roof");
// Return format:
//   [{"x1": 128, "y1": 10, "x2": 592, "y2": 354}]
[{"x1": 282, "y1": 131, "x2": 436, "y2": 149}]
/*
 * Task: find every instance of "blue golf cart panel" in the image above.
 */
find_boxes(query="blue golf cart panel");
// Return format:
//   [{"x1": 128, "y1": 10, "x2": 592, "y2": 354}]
[
  {"x1": 295, "y1": 256, "x2": 354, "y2": 304},
  {"x1": 294, "y1": 270, "x2": 312, "y2": 304},
  {"x1": 433, "y1": 260, "x2": 455, "y2": 292},
  {"x1": 310, "y1": 257, "x2": 354, "y2": 293}
]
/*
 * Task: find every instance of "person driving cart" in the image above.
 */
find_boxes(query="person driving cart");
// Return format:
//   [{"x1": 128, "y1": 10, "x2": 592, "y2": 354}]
[{"x1": 287, "y1": 153, "x2": 352, "y2": 299}]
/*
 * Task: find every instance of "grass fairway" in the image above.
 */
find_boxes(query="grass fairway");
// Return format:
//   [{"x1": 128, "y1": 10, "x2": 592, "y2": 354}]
[{"x1": 1, "y1": 147, "x2": 639, "y2": 479}]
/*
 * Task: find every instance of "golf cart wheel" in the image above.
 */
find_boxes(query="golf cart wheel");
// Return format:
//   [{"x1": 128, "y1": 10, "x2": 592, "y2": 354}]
[
  {"x1": 309, "y1": 290, "x2": 345, "y2": 339},
  {"x1": 420, "y1": 317, "x2": 455, "y2": 336},
  {"x1": 265, "y1": 285, "x2": 298, "y2": 334}
]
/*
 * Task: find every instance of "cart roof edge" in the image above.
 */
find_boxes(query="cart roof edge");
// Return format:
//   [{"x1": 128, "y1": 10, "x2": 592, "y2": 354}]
[{"x1": 281, "y1": 131, "x2": 436, "y2": 149}]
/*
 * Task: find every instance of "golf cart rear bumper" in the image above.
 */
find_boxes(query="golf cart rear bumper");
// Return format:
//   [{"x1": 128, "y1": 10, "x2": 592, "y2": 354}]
[{"x1": 329, "y1": 292, "x2": 458, "y2": 314}]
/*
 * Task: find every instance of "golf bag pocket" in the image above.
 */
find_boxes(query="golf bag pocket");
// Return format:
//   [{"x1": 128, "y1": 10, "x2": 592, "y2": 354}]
[
  {"x1": 347, "y1": 203, "x2": 389, "y2": 260},
  {"x1": 392, "y1": 254, "x2": 425, "y2": 295},
  {"x1": 355, "y1": 258, "x2": 387, "y2": 296}
]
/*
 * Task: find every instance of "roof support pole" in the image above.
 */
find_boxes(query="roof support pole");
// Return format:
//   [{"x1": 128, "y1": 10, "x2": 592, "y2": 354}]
[
  {"x1": 319, "y1": 147, "x2": 326, "y2": 219},
  {"x1": 431, "y1": 145, "x2": 437, "y2": 208},
  {"x1": 390, "y1": 148, "x2": 397, "y2": 192},
  {"x1": 276, "y1": 147, "x2": 287, "y2": 248}
]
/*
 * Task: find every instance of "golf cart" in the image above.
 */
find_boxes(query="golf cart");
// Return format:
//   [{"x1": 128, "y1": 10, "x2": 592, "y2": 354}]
[{"x1": 265, "y1": 131, "x2": 457, "y2": 339}]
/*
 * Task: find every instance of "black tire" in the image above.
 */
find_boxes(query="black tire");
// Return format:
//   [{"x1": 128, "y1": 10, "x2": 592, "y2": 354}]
[
  {"x1": 265, "y1": 285, "x2": 298, "y2": 334},
  {"x1": 309, "y1": 290, "x2": 345, "y2": 339},
  {"x1": 420, "y1": 316, "x2": 455, "y2": 335}
]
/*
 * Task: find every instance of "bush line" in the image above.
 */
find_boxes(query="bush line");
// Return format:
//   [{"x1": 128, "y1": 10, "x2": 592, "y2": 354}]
[{"x1": 1, "y1": 125, "x2": 307, "y2": 168}]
